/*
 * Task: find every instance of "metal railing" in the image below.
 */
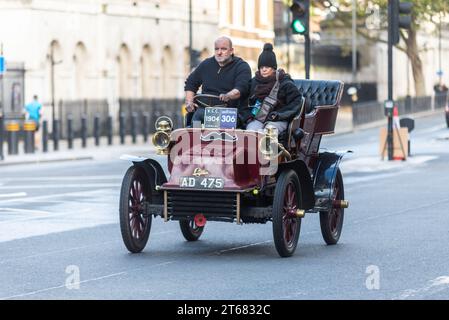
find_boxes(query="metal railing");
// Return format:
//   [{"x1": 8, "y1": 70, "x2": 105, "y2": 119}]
[{"x1": 352, "y1": 94, "x2": 446, "y2": 127}]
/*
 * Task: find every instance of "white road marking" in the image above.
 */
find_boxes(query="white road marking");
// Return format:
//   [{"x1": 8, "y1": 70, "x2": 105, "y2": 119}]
[
  {"x1": 0, "y1": 183, "x2": 120, "y2": 190},
  {"x1": 0, "y1": 175, "x2": 123, "y2": 183},
  {"x1": 216, "y1": 240, "x2": 273, "y2": 254},
  {"x1": 0, "y1": 189, "x2": 118, "y2": 242},
  {"x1": 0, "y1": 231, "x2": 176, "y2": 265},
  {"x1": 0, "y1": 261, "x2": 175, "y2": 300},
  {"x1": 395, "y1": 276, "x2": 449, "y2": 300},
  {"x1": 0, "y1": 192, "x2": 27, "y2": 199},
  {"x1": 0, "y1": 189, "x2": 108, "y2": 204}
]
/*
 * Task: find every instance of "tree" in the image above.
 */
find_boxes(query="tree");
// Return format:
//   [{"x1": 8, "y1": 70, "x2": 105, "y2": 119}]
[{"x1": 316, "y1": 0, "x2": 448, "y2": 97}]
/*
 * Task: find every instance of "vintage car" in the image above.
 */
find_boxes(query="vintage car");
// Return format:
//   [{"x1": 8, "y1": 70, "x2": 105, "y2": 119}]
[{"x1": 119, "y1": 80, "x2": 350, "y2": 257}]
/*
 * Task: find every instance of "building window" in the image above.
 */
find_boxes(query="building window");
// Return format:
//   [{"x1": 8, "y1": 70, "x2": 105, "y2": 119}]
[
  {"x1": 219, "y1": 0, "x2": 229, "y2": 26},
  {"x1": 260, "y1": 0, "x2": 269, "y2": 26},
  {"x1": 233, "y1": 0, "x2": 243, "y2": 26},
  {"x1": 245, "y1": 0, "x2": 255, "y2": 28}
]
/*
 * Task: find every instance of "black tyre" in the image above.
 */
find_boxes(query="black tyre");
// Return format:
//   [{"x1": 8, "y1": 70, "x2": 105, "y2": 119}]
[
  {"x1": 319, "y1": 168, "x2": 345, "y2": 245},
  {"x1": 272, "y1": 169, "x2": 302, "y2": 257},
  {"x1": 120, "y1": 166, "x2": 152, "y2": 253},
  {"x1": 179, "y1": 220, "x2": 204, "y2": 241}
]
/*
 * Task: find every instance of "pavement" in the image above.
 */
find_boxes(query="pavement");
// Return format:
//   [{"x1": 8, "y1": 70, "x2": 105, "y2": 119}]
[{"x1": 0, "y1": 136, "x2": 155, "y2": 167}]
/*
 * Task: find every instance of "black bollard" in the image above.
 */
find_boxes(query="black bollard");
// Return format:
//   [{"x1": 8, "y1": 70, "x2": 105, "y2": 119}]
[
  {"x1": 94, "y1": 114, "x2": 100, "y2": 146},
  {"x1": 23, "y1": 121, "x2": 36, "y2": 154},
  {"x1": 131, "y1": 112, "x2": 137, "y2": 144},
  {"x1": 0, "y1": 114, "x2": 4, "y2": 160},
  {"x1": 6, "y1": 122, "x2": 20, "y2": 155},
  {"x1": 107, "y1": 115, "x2": 113, "y2": 145},
  {"x1": 119, "y1": 112, "x2": 125, "y2": 145},
  {"x1": 142, "y1": 112, "x2": 149, "y2": 143},
  {"x1": 42, "y1": 120, "x2": 48, "y2": 153},
  {"x1": 67, "y1": 114, "x2": 74, "y2": 150},
  {"x1": 81, "y1": 115, "x2": 87, "y2": 148},
  {"x1": 53, "y1": 119, "x2": 60, "y2": 151}
]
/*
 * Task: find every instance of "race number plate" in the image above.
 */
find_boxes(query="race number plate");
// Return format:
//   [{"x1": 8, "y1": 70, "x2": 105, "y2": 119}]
[
  {"x1": 179, "y1": 177, "x2": 225, "y2": 189},
  {"x1": 204, "y1": 107, "x2": 238, "y2": 129}
]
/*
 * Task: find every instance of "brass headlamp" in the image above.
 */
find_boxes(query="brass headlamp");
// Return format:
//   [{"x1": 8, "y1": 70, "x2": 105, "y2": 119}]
[{"x1": 152, "y1": 116, "x2": 173, "y2": 155}]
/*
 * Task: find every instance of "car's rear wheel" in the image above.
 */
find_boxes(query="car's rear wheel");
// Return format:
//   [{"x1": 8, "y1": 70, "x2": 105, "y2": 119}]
[
  {"x1": 272, "y1": 169, "x2": 302, "y2": 257},
  {"x1": 120, "y1": 166, "x2": 152, "y2": 253},
  {"x1": 320, "y1": 169, "x2": 345, "y2": 245},
  {"x1": 179, "y1": 220, "x2": 204, "y2": 241}
]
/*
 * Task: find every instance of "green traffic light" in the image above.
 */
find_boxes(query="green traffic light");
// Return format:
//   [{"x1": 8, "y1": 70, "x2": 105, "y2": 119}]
[{"x1": 292, "y1": 19, "x2": 306, "y2": 34}]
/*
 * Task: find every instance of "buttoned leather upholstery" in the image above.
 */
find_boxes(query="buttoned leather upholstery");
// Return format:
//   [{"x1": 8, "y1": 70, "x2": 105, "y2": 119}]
[{"x1": 294, "y1": 80, "x2": 344, "y2": 113}]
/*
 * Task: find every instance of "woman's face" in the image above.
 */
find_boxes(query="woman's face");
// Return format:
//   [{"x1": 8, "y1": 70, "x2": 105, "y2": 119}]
[{"x1": 260, "y1": 66, "x2": 275, "y2": 78}]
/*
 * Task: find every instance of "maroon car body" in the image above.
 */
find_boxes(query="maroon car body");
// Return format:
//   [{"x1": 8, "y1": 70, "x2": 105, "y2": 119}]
[{"x1": 119, "y1": 80, "x2": 350, "y2": 257}]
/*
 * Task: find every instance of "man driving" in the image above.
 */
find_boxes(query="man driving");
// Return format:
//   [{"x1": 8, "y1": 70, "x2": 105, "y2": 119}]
[{"x1": 184, "y1": 36, "x2": 252, "y2": 126}]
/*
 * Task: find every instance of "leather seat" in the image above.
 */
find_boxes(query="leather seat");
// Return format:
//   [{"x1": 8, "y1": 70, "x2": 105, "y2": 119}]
[{"x1": 294, "y1": 80, "x2": 343, "y2": 113}]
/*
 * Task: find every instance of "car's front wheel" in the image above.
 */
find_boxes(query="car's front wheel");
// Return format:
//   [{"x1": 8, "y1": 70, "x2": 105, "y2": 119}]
[{"x1": 119, "y1": 166, "x2": 152, "y2": 253}]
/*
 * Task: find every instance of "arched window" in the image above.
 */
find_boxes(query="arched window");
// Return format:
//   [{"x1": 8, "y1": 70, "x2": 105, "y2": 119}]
[
  {"x1": 141, "y1": 44, "x2": 153, "y2": 98},
  {"x1": 47, "y1": 40, "x2": 63, "y2": 109},
  {"x1": 118, "y1": 44, "x2": 132, "y2": 98},
  {"x1": 161, "y1": 45, "x2": 174, "y2": 98},
  {"x1": 73, "y1": 42, "x2": 88, "y2": 99}
]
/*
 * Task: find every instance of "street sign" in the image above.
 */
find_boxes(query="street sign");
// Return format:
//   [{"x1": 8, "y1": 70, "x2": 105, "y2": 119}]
[
  {"x1": 384, "y1": 100, "x2": 394, "y2": 116},
  {"x1": 0, "y1": 56, "x2": 5, "y2": 74}
]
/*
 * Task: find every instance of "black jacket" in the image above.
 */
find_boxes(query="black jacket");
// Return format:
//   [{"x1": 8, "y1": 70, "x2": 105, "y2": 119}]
[
  {"x1": 241, "y1": 73, "x2": 302, "y2": 123},
  {"x1": 184, "y1": 56, "x2": 252, "y2": 109}
]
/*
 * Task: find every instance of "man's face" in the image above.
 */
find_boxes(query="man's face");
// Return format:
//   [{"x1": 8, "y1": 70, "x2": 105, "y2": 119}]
[{"x1": 214, "y1": 40, "x2": 233, "y2": 65}]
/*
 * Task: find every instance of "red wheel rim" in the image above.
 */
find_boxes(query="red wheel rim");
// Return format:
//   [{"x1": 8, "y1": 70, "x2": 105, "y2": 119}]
[
  {"x1": 128, "y1": 178, "x2": 147, "y2": 240},
  {"x1": 282, "y1": 182, "x2": 299, "y2": 248},
  {"x1": 329, "y1": 180, "x2": 342, "y2": 236}
]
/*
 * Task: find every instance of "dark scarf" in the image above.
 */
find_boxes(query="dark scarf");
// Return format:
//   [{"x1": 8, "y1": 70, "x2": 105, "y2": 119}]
[{"x1": 254, "y1": 69, "x2": 286, "y2": 100}]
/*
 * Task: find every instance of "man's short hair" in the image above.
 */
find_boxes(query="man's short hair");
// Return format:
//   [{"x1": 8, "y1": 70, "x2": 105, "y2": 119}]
[{"x1": 215, "y1": 36, "x2": 233, "y2": 49}]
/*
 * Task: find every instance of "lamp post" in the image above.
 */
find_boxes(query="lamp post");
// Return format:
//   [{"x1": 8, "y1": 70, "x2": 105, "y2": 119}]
[
  {"x1": 0, "y1": 43, "x2": 4, "y2": 160},
  {"x1": 352, "y1": 0, "x2": 357, "y2": 84},
  {"x1": 189, "y1": 0, "x2": 193, "y2": 70}
]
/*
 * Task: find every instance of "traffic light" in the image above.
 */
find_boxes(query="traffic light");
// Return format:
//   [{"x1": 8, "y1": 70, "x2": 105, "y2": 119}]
[
  {"x1": 290, "y1": 0, "x2": 309, "y2": 35},
  {"x1": 391, "y1": 0, "x2": 413, "y2": 45}
]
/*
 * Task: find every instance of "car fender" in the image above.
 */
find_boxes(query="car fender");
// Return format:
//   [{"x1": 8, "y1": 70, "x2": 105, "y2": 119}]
[
  {"x1": 313, "y1": 151, "x2": 351, "y2": 211},
  {"x1": 278, "y1": 160, "x2": 315, "y2": 210},
  {"x1": 120, "y1": 154, "x2": 168, "y2": 203}
]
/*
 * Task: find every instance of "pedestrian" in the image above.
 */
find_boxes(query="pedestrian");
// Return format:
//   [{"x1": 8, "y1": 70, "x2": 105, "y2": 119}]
[
  {"x1": 243, "y1": 43, "x2": 302, "y2": 134},
  {"x1": 184, "y1": 36, "x2": 252, "y2": 126},
  {"x1": 24, "y1": 95, "x2": 42, "y2": 148}
]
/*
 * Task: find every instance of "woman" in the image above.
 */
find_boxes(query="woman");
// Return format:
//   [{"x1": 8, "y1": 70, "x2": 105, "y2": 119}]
[{"x1": 243, "y1": 43, "x2": 302, "y2": 134}]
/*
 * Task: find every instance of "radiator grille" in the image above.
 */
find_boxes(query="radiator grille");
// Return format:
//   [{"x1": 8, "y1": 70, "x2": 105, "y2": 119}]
[{"x1": 167, "y1": 191, "x2": 237, "y2": 217}]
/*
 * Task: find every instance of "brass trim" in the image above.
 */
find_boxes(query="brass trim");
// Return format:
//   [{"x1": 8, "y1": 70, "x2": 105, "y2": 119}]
[
  {"x1": 163, "y1": 191, "x2": 168, "y2": 222},
  {"x1": 236, "y1": 193, "x2": 241, "y2": 225},
  {"x1": 295, "y1": 209, "x2": 305, "y2": 218},
  {"x1": 192, "y1": 168, "x2": 209, "y2": 177}
]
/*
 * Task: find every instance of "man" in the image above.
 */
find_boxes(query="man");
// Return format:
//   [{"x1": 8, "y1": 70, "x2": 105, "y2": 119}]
[
  {"x1": 24, "y1": 95, "x2": 42, "y2": 130},
  {"x1": 24, "y1": 95, "x2": 42, "y2": 149},
  {"x1": 184, "y1": 36, "x2": 251, "y2": 126}
]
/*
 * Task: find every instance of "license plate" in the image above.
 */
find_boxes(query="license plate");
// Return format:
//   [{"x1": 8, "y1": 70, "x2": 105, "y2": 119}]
[
  {"x1": 179, "y1": 176, "x2": 225, "y2": 189},
  {"x1": 204, "y1": 107, "x2": 238, "y2": 129}
]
